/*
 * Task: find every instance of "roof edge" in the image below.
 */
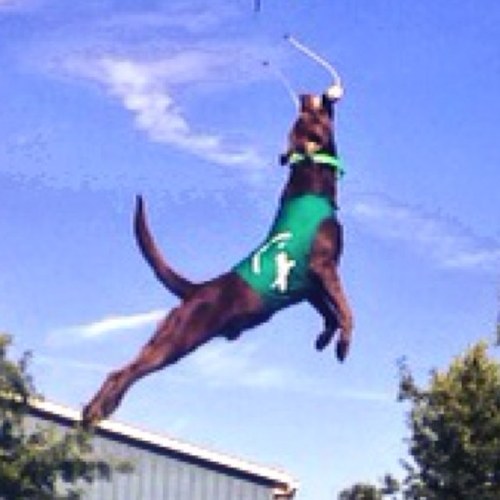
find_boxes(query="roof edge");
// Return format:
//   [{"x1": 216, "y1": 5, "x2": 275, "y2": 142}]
[{"x1": 28, "y1": 398, "x2": 299, "y2": 495}]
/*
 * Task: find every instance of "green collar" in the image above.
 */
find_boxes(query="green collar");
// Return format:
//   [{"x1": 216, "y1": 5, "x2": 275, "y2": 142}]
[{"x1": 288, "y1": 152, "x2": 344, "y2": 177}]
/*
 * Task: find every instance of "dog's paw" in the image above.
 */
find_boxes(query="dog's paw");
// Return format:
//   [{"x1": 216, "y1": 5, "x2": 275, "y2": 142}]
[
  {"x1": 315, "y1": 329, "x2": 335, "y2": 351},
  {"x1": 81, "y1": 404, "x2": 101, "y2": 430},
  {"x1": 335, "y1": 336, "x2": 350, "y2": 362},
  {"x1": 224, "y1": 329, "x2": 242, "y2": 342}
]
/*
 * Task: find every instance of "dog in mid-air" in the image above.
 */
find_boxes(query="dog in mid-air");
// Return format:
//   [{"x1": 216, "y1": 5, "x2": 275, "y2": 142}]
[{"x1": 82, "y1": 82, "x2": 354, "y2": 426}]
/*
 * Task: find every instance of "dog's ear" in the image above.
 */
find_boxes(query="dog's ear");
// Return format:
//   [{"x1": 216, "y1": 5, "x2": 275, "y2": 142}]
[
  {"x1": 321, "y1": 94, "x2": 333, "y2": 117},
  {"x1": 299, "y1": 94, "x2": 313, "y2": 112}
]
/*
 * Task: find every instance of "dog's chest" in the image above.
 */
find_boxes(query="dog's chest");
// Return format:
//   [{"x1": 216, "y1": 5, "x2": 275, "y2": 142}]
[{"x1": 233, "y1": 194, "x2": 334, "y2": 309}]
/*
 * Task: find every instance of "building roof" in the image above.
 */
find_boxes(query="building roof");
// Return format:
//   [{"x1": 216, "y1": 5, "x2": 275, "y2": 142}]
[{"x1": 29, "y1": 398, "x2": 299, "y2": 498}]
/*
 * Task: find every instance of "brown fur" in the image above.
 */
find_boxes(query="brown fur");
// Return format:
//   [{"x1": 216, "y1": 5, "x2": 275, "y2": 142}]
[{"x1": 82, "y1": 92, "x2": 353, "y2": 426}]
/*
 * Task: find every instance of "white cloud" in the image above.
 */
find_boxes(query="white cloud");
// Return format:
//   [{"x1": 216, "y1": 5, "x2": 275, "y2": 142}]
[
  {"x1": 60, "y1": 49, "x2": 266, "y2": 170},
  {"x1": 47, "y1": 309, "x2": 165, "y2": 346},
  {"x1": 348, "y1": 193, "x2": 500, "y2": 273},
  {"x1": 20, "y1": 0, "x2": 280, "y2": 173}
]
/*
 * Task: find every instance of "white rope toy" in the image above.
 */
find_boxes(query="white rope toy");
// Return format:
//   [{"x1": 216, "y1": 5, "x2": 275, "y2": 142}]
[{"x1": 284, "y1": 34, "x2": 344, "y2": 101}]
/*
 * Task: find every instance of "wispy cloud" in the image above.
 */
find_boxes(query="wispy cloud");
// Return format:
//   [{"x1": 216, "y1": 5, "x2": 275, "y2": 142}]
[
  {"x1": 348, "y1": 193, "x2": 500, "y2": 273},
  {"x1": 47, "y1": 309, "x2": 165, "y2": 346},
  {"x1": 45, "y1": 311, "x2": 392, "y2": 402},
  {"x1": 32, "y1": 1, "x2": 272, "y2": 172},
  {"x1": 183, "y1": 341, "x2": 393, "y2": 402},
  {"x1": 102, "y1": 55, "x2": 264, "y2": 167},
  {"x1": 186, "y1": 341, "x2": 291, "y2": 391},
  {"x1": 51, "y1": 45, "x2": 269, "y2": 170}
]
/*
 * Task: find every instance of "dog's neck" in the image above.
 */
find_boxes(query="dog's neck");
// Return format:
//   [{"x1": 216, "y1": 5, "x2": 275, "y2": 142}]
[
  {"x1": 280, "y1": 93, "x2": 339, "y2": 207},
  {"x1": 281, "y1": 156, "x2": 339, "y2": 207}
]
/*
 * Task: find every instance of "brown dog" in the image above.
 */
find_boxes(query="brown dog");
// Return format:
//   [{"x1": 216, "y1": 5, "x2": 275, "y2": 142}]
[{"x1": 82, "y1": 89, "x2": 353, "y2": 426}]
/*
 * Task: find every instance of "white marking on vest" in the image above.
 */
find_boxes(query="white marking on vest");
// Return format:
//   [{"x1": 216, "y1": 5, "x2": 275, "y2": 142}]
[
  {"x1": 251, "y1": 231, "x2": 292, "y2": 274},
  {"x1": 272, "y1": 251, "x2": 296, "y2": 293}
]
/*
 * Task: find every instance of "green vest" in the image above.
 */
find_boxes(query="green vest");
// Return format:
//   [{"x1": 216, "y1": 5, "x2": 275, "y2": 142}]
[{"x1": 233, "y1": 194, "x2": 335, "y2": 310}]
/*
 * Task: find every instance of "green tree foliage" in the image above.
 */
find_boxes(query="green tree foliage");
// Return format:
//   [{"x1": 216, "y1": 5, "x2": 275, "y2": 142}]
[
  {"x1": 399, "y1": 341, "x2": 500, "y2": 499},
  {"x1": 338, "y1": 482, "x2": 383, "y2": 500},
  {"x1": 0, "y1": 333, "x2": 126, "y2": 500},
  {"x1": 338, "y1": 475, "x2": 399, "y2": 500},
  {"x1": 338, "y1": 341, "x2": 500, "y2": 500},
  {"x1": 495, "y1": 304, "x2": 500, "y2": 346}
]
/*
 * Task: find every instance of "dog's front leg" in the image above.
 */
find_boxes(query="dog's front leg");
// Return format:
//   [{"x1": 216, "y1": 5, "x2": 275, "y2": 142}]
[
  {"x1": 310, "y1": 267, "x2": 353, "y2": 361},
  {"x1": 310, "y1": 220, "x2": 354, "y2": 362}
]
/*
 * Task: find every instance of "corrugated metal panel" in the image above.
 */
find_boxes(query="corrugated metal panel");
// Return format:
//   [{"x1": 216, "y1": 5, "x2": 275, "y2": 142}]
[
  {"x1": 26, "y1": 413, "x2": 274, "y2": 500},
  {"x1": 83, "y1": 435, "x2": 273, "y2": 500},
  {"x1": 27, "y1": 399, "x2": 298, "y2": 495}
]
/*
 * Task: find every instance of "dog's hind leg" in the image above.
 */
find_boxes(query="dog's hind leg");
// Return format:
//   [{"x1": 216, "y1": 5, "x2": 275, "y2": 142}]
[
  {"x1": 82, "y1": 275, "x2": 262, "y2": 425},
  {"x1": 82, "y1": 294, "x2": 226, "y2": 424},
  {"x1": 309, "y1": 219, "x2": 353, "y2": 361}
]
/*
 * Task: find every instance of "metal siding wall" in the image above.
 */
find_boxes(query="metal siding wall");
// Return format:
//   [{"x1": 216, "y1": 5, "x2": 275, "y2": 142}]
[{"x1": 27, "y1": 413, "x2": 274, "y2": 500}]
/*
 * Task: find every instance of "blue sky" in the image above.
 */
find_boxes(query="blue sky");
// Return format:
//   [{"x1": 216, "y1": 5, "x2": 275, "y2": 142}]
[{"x1": 1, "y1": 0, "x2": 499, "y2": 498}]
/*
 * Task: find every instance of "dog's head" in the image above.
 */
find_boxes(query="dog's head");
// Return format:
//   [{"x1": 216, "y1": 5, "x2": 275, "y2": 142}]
[{"x1": 281, "y1": 84, "x2": 341, "y2": 164}]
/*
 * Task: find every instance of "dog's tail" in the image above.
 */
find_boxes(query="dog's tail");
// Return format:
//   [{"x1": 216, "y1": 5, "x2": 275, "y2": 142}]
[{"x1": 134, "y1": 195, "x2": 198, "y2": 300}]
